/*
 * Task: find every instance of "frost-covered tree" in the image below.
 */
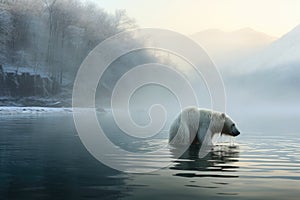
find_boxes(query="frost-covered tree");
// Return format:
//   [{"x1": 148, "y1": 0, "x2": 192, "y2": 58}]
[
  {"x1": 0, "y1": 7, "x2": 12, "y2": 63},
  {"x1": 0, "y1": 0, "x2": 136, "y2": 83}
]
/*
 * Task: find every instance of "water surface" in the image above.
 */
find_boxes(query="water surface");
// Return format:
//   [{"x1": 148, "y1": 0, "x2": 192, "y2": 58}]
[{"x1": 1, "y1": 113, "x2": 300, "y2": 200}]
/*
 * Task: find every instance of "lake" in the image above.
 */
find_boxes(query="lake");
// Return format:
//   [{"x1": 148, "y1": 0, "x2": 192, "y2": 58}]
[{"x1": 1, "y1": 112, "x2": 300, "y2": 200}]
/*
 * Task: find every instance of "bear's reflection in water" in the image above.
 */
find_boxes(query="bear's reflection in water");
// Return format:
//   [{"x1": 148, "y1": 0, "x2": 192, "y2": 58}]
[{"x1": 169, "y1": 144, "x2": 240, "y2": 178}]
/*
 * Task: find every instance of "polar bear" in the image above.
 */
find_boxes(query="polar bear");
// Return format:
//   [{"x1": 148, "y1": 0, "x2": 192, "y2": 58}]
[{"x1": 169, "y1": 107, "x2": 240, "y2": 145}]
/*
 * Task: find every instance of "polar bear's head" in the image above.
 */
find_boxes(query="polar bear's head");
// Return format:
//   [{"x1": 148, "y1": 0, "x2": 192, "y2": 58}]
[{"x1": 221, "y1": 113, "x2": 240, "y2": 137}]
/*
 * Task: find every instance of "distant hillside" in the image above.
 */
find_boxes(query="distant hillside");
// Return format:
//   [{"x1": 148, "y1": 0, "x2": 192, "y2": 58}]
[
  {"x1": 227, "y1": 24, "x2": 300, "y2": 105},
  {"x1": 240, "y1": 24, "x2": 300, "y2": 74},
  {"x1": 191, "y1": 28, "x2": 277, "y2": 68}
]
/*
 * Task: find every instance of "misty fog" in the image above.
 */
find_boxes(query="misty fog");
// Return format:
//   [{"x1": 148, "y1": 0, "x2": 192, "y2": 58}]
[
  {"x1": 192, "y1": 25, "x2": 300, "y2": 135},
  {"x1": 1, "y1": 0, "x2": 300, "y2": 135}
]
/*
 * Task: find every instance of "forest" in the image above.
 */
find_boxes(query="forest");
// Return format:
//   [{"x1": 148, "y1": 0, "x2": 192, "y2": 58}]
[{"x1": 0, "y1": 0, "x2": 136, "y2": 105}]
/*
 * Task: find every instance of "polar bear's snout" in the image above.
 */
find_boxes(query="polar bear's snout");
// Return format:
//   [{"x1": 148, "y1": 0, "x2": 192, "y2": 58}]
[
  {"x1": 231, "y1": 125, "x2": 240, "y2": 137},
  {"x1": 223, "y1": 123, "x2": 240, "y2": 137}
]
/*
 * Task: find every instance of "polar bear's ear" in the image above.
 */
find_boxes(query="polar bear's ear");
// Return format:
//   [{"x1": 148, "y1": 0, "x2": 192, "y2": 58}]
[{"x1": 221, "y1": 113, "x2": 226, "y2": 119}]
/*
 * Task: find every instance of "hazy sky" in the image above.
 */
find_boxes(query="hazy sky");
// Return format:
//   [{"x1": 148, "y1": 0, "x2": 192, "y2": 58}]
[{"x1": 95, "y1": 0, "x2": 300, "y2": 37}]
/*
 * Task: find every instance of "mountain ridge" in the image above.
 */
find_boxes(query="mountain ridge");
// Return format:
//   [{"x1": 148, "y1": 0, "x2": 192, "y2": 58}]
[
  {"x1": 239, "y1": 24, "x2": 300, "y2": 74},
  {"x1": 190, "y1": 27, "x2": 277, "y2": 68}
]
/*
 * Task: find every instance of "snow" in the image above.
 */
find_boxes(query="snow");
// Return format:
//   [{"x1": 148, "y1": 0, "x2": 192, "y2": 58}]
[
  {"x1": 0, "y1": 107, "x2": 73, "y2": 115},
  {"x1": 0, "y1": 107, "x2": 109, "y2": 115},
  {"x1": 3, "y1": 65, "x2": 49, "y2": 78}
]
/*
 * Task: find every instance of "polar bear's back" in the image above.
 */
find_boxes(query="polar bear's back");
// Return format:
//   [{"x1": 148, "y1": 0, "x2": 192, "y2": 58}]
[
  {"x1": 169, "y1": 107, "x2": 201, "y2": 144},
  {"x1": 169, "y1": 107, "x2": 223, "y2": 145}
]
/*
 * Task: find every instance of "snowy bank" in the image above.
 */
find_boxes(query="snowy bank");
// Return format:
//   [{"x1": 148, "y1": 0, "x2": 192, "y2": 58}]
[
  {"x1": 0, "y1": 106, "x2": 73, "y2": 115},
  {"x1": 0, "y1": 107, "x2": 109, "y2": 115}
]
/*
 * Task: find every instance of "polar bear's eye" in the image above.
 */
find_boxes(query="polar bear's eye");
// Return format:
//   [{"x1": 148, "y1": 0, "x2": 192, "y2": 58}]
[{"x1": 232, "y1": 124, "x2": 235, "y2": 127}]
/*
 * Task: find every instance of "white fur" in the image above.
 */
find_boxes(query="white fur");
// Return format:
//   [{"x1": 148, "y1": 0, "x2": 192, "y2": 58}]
[{"x1": 169, "y1": 107, "x2": 227, "y2": 145}]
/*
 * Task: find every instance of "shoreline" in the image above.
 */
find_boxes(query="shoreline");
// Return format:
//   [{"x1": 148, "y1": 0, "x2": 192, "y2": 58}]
[
  {"x1": 0, "y1": 106, "x2": 108, "y2": 115},
  {"x1": 0, "y1": 106, "x2": 73, "y2": 115}
]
